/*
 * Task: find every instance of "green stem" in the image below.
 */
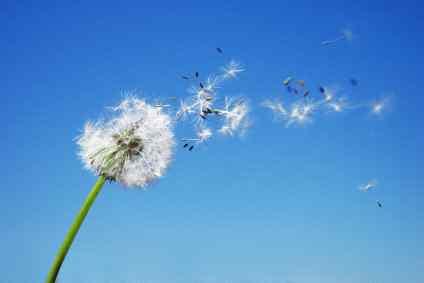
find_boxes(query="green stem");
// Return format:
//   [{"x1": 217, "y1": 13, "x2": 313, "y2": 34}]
[{"x1": 45, "y1": 175, "x2": 106, "y2": 283}]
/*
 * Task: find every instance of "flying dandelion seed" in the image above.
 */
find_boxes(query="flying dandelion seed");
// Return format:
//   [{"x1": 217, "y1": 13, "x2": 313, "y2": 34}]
[
  {"x1": 358, "y1": 179, "x2": 378, "y2": 192},
  {"x1": 327, "y1": 97, "x2": 348, "y2": 113},
  {"x1": 78, "y1": 96, "x2": 175, "y2": 187},
  {"x1": 283, "y1": 76, "x2": 292, "y2": 86},
  {"x1": 341, "y1": 28, "x2": 354, "y2": 41},
  {"x1": 181, "y1": 127, "x2": 212, "y2": 152},
  {"x1": 372, "y1": 102, "x2": 384, "y2": 115},
  {"x1": 221, "y1": 60, "x2": 244, "y2": 79},
  {"x1": 371, "y1": 97, "x2": 390, "y2": 116},
  {"x1": 263, "y1": 99, "x2": 316, "y2": 127},
  {"x1": 262, "y1": 99, "x2": 288, "y2": 117},
  {"x1": 176, "y1": 100, "x2": 194, "y2": 121},
  {"x1": 182, "y1": 127, "x2": 213, "y2": 145},
  {"x1": 217, "y1": 98, "x2": 250, "y2": 136},
  {"x1": 319, "y1": 85, "x2": 341, "y2": 102},
  {"x1": 197, "y1": 127, "x2": 213, "y2": 142},
  {"x1": 321, "y1": 28, "x2": 354, "y2": 46},
  {"x1": 287, "y1": 101, "x2": 316, "y2": 126}
]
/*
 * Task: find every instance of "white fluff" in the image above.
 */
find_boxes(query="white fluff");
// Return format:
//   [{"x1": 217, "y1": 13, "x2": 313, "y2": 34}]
[{"x1": 77, "y1": 97, "x2": 175, "y2": 188}]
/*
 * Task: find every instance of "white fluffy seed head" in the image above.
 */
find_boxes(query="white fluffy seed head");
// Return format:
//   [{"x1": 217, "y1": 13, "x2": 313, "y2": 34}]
[{"x1": 77, "y1": 97, "x2": 175, "y2": 188}]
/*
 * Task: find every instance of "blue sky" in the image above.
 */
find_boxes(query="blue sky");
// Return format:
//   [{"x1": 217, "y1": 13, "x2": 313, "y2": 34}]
[{"x1": 1, "y1": 0, "x2": 423, "y2": 282}]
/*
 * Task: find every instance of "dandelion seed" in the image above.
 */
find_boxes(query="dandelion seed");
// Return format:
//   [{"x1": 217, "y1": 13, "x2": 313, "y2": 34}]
[
  {"x1": 327, "y1": 97, "x2": 348, "y2": 113},
  {"x1": 283, "y1": 76, "x2": 292, "y2": 86},
  {"x1": 341, "y1": 28, "x2": 354, "y2": 41},
  {"x1": 217, "y1": 98, "x2": 250, "y2": 136},
  {"x1": 197, "y1": 127, "x2": 213, "y2": 142},
  {"x1": 320, "y1": 85, "x2": 340, "y2": 102},
  {"x1": 287, "y1": 101, "x2": 315, "y2": 126},
  {"x1": 181, "y1": 127, "x2": 212, "y2": 151},
  {"x1": 262, "y1": 99, "x2": 288, "y2": 117},
  {"x1": 262, "y1": 99, "x2": 315, "y2": 127},
  {"x1": 321, "y1": 28, "x2": 354, "y2": 46},
  {"x1": 371, "y1": 97, "x2": 389, "y2": 116},
  {"x1": 77, "y1": 96, "x2": 175, "y2": 188},
  {"x1": 358, "y1": 179, "x2": 378, "y2": 192},
  {"x1": 176, "y1": 100, "x2": 194, "y2": 121},
  {"x1": 216, "y1": 47, "x2": 223, "y2": 54},
  {"x1": 221, "y1": 60, "x2": 244, "y2": 79},
  {"x1": 372, "y1": 103, "x2": 384, "y2": 114}
]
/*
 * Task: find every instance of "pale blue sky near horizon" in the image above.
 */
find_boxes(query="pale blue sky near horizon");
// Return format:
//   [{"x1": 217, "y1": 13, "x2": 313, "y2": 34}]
[{"x1": 1, "y1": 1, "x2": 423, "y2": 283}]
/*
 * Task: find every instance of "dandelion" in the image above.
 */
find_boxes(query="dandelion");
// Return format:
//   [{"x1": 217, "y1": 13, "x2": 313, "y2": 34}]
[
  {"x1": 45, "y1": 96, "x2": 175, "y2": 283},
  {"x1": 321, "y1": 28, "x2": 354, "y2": 46}
]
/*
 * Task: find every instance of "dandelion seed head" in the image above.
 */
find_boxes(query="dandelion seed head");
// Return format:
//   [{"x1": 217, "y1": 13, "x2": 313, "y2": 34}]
[{"x1": 77, "y1": 96, "x2": 175, "y2": 188}]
